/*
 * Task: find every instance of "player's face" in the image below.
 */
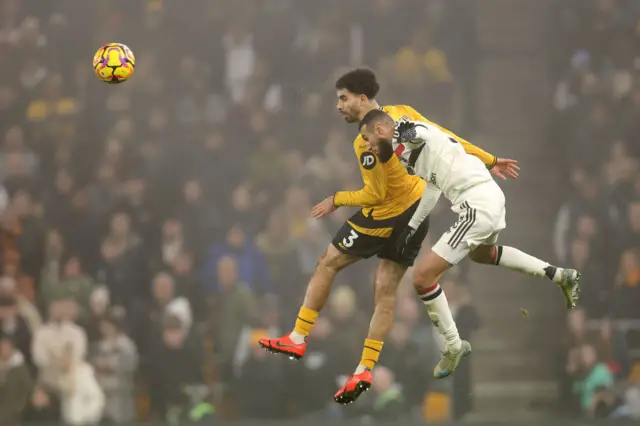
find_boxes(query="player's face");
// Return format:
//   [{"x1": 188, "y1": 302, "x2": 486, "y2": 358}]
[
  {"x1": 360, "y1": 122, "x2": 394, "y2": 161},
  {"x1": 336, "y1": 89, "x2": 366, "y2": 123}
]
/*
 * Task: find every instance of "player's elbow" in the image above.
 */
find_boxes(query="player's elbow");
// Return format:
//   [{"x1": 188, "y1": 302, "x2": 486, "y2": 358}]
[{"x1": 367, "y1": 190, "x2": 386, "y2": 206}]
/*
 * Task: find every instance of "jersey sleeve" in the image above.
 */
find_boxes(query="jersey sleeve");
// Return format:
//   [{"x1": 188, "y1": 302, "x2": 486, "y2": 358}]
[
  {"x1": 408, "y1": 184, "x2": 441, "y2": 229},
  {"x1": 333, "y1": 138, "x2": 388, "y2": 207},
  {"x1": 405, "y1": 106, "x2": 498, "y2": 169}
]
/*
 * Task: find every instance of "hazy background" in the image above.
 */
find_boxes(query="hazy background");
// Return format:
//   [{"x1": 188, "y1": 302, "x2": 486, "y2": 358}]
[{"x1": 0, "y1": 0, "x2": 638, "y2": 424}]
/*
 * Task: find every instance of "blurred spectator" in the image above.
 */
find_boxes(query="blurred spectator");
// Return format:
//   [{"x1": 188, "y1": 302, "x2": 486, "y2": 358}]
[
  {"x1": 175, "y1": 179, "x2": 221, "y2": 255},
  {"x1": 160, "y1": 218, "x2": 185, "y2": 268},
  {"x1": 612, "y1": 247, "x2": 640, "y2": 318},
  {"x1": 118, "y1": 177, "x2": 155, "y2": 246},
  {"x1": 573, "y1": 344, "x2": 614, "y2": 416},
  {"x1": 366, "y1": 366, "x2": 407, "y2": 421},
  {"x1": 598, "y1": 318, "x2": 631, "y2": 380},
  {"x1": 43, "y1": 170, "x2": 76, "y2": 234},
  {"x1": 91, "y1": 313, "x2": 138, "y2": 424},
  {"x1": 295, "y1": 219, "x2": 332, "y2": 278},
  {"x1": 0, "y1": 272, "x2": 41, "y2": 331},
  {"x1": 223, "y1": 21, "x2": 256, "y2": 105},
  {"x1": 210, "y1": 256, "x2": 257, "y2": 376},
  {"x1": 170, "y1": 250, "x2": 205, "y2": 324},
  {"x1": 0, "y1": 294, "x2": 33, "y2": 366},
  {"x1": 381, "y1": 321, "x2": 428, "y2": 408},
  {"x1": 568, "y1": 237, "x2": 608, "y2": 318},
  {"x1": 58, "y1": 342, "x2": 105, "y2": 426},
  {"x1": 147, "y1": 315, "x2": 203, "y2": 422},
  {"x1": 256, "y1": 208, "x2": 303, "y2": 307},
  {"x1": 12, "y1": 191, "x2": 46, "y2": 279},
  {"x1": 32, "y1": 299, "x2": 87, "y2": 392},
  {"x1": 96, "y1": 212, "x2": 145, "y2": 309},
  {"x1": 233, "y1": 339, "x2": 285, "y2": 419},
  {"x1": 286, "y1": 317, "x2": 343, "y2": 417},
  {"x1": 327, "y1": 286, "x2": 368, "y2": 363},
  {"x1": 0, "y1": 332, "x2": 33, "y2": 426},
  {"x1": 149, "y1": 271, "x2": 192, "y2": 334},
  {"x1": 553, "y1": 169, "x2": 610, "y2": 264},
  {"x1": 84, "y1": 286, "x2": 110, "y2": 344},
  {"x1": 442, "y1": 279, "x2": 480, "y2": 420},
  {"x1": 41, "y1": 254, "x2": 94, "y2": 323},
  {"x1": 201, "y1": 225, "x2": 272, "y2": 295}
]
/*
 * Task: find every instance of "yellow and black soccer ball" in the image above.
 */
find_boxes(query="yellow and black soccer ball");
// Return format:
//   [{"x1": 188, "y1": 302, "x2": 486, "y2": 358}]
[{"x1": 93, "y1": 43, "x2": 135, "y2": 84}]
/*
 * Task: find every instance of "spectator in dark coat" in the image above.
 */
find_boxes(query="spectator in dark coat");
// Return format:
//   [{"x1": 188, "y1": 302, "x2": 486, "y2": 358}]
[
  {"x1": 0, "y1": 333, "x2": 33, "y2": 426},
  {"x1": 147, "y1": 315, "x2": 203, "y2": 422},
  {"x1": 0, "y1": 295, "x2": 32, "y2": 366},
  {"x1": 233, "y1": 341, "x2": 285, "y2": 419}
]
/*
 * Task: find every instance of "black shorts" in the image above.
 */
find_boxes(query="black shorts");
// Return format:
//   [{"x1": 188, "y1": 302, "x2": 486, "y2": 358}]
[{"x1": 331, "y1": 200, "x2": 429, "y2": 267}]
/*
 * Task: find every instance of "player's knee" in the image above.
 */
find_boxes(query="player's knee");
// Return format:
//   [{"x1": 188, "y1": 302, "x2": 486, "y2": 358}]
[
  {"x1": 318, "y1": 247, "x2": 349, "y2": 272},
  {"x1": 412, "y1": 263, "x2": 438, "y2": 291},
  {"x1": 469, "y1": 245, "x2": 496, "y2": 264},
  {"x1": 412, "y1": 251, "x2": 448, "y2": 291}
]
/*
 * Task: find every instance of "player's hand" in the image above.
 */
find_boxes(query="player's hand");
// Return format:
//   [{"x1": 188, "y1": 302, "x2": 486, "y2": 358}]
[
  {"x1": 311, "y1": 196, "x2": 338, "y2": 219},
  {"x1": 396, "y1": 226, "x2": 417, "y2": 255},
  {"x1": 490, "y1": 158, "x2": 520, "y2": 180},
  {"x1": 396, "y1": 121, "x2": 417, "y2": 142}
]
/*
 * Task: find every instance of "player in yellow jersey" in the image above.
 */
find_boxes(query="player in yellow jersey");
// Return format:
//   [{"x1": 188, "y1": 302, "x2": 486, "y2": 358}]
[{"x1": 259, "y1": 69, "x2": 519, "y2": 404}]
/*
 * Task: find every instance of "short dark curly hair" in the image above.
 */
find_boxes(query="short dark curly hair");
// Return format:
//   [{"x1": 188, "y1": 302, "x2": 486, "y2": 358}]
[
  {"x1": 335, "y1": 68, "x2": 380, "y2": 99},
  {"x1": 358, "y1": 109, "x2": 393, "y2": 130}
]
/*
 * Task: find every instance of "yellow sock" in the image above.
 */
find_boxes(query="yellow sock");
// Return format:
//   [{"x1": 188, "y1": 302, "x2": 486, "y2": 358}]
[
  {"x1": 360, "y1": 339, "x2": 384, "y2": 370},
  {"x1": 293, "y1": 306, "x2": 318, "y2": 337}
]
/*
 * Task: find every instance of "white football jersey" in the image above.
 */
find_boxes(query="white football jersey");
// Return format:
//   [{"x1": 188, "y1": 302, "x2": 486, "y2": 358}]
[{"x1": 393, "y1": 119, "x2": 493, "y2": 204}]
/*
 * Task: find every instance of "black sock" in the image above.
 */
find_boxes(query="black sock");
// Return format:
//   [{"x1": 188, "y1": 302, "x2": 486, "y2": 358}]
[{"x1": 544, "y1": 265, "x2": 557, "y2": 281}]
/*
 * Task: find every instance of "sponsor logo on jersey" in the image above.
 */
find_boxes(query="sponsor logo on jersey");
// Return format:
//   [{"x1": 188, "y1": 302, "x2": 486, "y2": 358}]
[
  {"x1": 429, "y1": 173, "x2": 437, "y2": 185},
  {"x1": 360, "y1": 152, "x2": 377, "y2": 170}
]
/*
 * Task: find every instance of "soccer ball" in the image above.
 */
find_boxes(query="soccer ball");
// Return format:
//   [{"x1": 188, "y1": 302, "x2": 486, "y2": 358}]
[{"x1": 93, "y1": 43, "x2": 135, "y2": 84}]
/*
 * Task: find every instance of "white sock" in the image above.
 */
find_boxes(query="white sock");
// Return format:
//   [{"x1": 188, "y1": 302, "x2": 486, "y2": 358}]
[
  {"x1": 419, "y1": 283, "x2": 461, "y2": 352},
  {"x1": 354, "y1": 364, "x2": 367, "y2": 375},
  {"x1": 288, "y1": 331, "x2": 306, "y2": 345},
  {"x1": 496, "y1": 246, "x2": 562, "y2": 283}
]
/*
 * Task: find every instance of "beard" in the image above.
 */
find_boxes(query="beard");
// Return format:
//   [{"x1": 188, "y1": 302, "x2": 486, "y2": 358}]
[{"x1": 378, "y1": 140, "x2": 394, "y2": 163}]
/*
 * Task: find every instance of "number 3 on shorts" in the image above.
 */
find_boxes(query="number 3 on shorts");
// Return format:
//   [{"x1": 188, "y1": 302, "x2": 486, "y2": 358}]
[{"x1": 342, "y1": 230, "x2": 359, "y2": 248}]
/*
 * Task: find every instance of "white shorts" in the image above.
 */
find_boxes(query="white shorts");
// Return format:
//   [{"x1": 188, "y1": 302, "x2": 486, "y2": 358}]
[{"x1": 432, "y1": 181, "x2": 506, "y2": 265}]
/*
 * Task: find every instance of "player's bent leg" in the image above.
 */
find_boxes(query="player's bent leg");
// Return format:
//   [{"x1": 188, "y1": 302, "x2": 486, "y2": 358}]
[
  {"x1": 414, "y1": 250, "x2": 471, "y2": 379},
  {"x1": 259, "y1": 244, "x2": 360, "y2": 360},
  {"x1": 302, "y1": 243, "x2": 360, "y2": 311},
  {"x1": 368, "y1": 259, "x2": 407, "y2": 341},
  {"x1": 469, "y1": 244, "x2": 581, "y2": 309},
  {"x1": 334, "y1": 259, "x2": 406, "y2": 405}
]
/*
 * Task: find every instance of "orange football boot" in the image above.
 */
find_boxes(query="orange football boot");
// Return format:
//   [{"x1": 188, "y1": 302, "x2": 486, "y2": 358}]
[
  {"x1": 258, "y1": 334, "x2": 306, "y2": 360},
  {"x1": 334, "y1": 369, "x2": 372, "y2": 404}
]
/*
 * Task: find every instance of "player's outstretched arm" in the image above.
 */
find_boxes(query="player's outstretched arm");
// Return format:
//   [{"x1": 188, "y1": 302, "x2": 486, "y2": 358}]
[
  {"x1": 452, "y1": 138, "x2": 519, "y2": 180},
  {"x1": 404, "y1": 105, "x2": 519, "y2": 180},
  {"x1": 396, "y1": 184, "x2": 441, "y2": 254}
]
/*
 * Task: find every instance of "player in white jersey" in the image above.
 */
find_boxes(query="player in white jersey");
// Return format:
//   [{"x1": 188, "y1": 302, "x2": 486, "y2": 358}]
[{"x1": 358, "y1": 109, "x2": 581, "y2": 378}]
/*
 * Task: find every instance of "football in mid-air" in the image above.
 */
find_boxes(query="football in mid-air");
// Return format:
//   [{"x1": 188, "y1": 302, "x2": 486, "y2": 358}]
[{"x1": 93, "y1": 43, "x2": 135, "y2": 84}]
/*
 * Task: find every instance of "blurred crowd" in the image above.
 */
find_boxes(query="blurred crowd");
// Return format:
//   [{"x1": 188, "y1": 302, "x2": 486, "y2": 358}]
[
  {"x1": 552, "y1": 0, "x2": 640, "y2": 420},
  {"x1": 0, "y1": 0, "x2": 479, "y2": 424}
]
